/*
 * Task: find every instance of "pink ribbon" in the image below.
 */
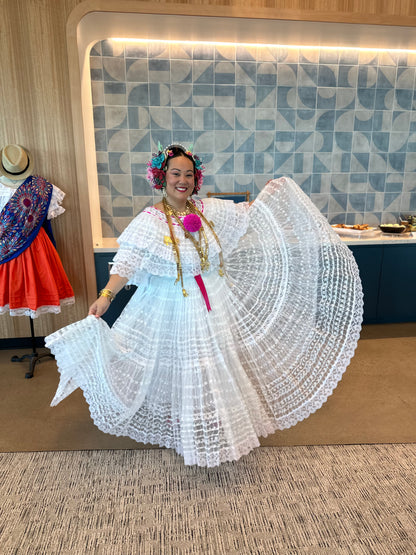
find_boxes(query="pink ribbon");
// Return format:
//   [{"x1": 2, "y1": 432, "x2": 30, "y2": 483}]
[{"x1": 194, "y1": 274, "x2": 211, "y2": 311}]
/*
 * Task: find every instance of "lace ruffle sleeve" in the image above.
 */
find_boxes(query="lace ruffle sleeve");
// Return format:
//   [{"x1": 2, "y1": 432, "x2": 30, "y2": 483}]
[
  {"x1": 47, "y1": 185, "x2": 66, "y2": 219},
  {"x1": 110, "y1": 210, "x2": 178, "y2": 284}
]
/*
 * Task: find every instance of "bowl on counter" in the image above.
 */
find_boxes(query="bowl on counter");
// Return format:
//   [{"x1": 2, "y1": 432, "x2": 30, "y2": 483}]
[
  {"x1": 399, "y1": 217, "x2": 416, "y2": 232},
  {"x1": 379, "y1": 224, "x2": 407, "y2": 234}
]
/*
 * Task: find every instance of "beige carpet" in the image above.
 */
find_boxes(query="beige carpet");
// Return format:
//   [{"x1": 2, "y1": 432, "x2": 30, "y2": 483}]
[
  {"x1": 1, "y1": 323, "x2": 416, "y2": 451},
  {"x1": 1, "y1": 445, "x2": 415, "y2": 554}
]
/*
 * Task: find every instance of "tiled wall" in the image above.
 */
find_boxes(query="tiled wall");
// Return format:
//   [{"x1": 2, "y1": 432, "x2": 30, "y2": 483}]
[{"x1": 90, "y1": 40, "x2": 416, "y2": 237}]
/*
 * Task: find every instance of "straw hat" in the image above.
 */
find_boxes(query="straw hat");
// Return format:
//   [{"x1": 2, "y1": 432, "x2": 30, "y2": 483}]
[{"x1": 0, "y1": 144, "x2": 34, "y2": 180}]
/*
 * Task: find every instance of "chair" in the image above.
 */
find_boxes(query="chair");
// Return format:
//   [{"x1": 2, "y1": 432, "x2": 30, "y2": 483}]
[{"x1": 206, "y1": 191, "x2": 250, "y2": 203}]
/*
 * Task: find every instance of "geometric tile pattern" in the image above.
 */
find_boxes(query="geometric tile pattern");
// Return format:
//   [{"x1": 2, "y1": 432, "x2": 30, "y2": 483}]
[{"x1": 90, "y1": 40, "x2": 416, "y2": 237}]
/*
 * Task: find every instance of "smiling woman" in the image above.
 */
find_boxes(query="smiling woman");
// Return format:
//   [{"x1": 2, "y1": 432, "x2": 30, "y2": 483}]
[
  {"x1": 45, "y1": 141, "x2": 363, "y2": 467},
  {"x1": 164, "y1": 158, "x2": 196, "y2": 210},
  {"x1": 153, "y1": 146, "x2": 201, "y2": 212},
  {"x1": 42, "y1": 1, "x2": 416, "y2": 463}
]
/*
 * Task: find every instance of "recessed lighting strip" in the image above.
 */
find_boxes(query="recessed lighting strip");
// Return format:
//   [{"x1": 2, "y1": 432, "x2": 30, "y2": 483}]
[{"x1": 111, "y1": 37, "x2": 416, "y2": 53}]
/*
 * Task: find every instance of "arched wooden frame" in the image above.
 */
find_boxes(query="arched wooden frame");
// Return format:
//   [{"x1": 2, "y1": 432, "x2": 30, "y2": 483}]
[{"x1": 66, "y1": 1, "x2": 416, "y2": 303}]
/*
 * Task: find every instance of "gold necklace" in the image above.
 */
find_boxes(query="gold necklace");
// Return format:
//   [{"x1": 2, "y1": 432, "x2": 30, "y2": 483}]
[
  {"x1": 163, "y1": 197, "x2": 225, "y2": 297},
  {"x1": 164, "y1": 204, "x2": 190, "y2": 217},
  {"x1": 166, "y1": 205, "x2": 191, "y2": 217}
]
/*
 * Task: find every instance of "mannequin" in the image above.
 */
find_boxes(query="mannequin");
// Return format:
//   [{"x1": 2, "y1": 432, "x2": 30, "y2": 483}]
[{"x1": 0, "y1": 144, "x2": 74, "y2": 377}]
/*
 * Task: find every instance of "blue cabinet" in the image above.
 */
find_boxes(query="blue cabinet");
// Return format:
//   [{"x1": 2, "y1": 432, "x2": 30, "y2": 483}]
[
  {"x1": 94, "y1": 252, "x2": 136, "y2": 327},
  {"x1": 349, "y1": 243, "x2": 416, "y2": 324},
  {"x1": 377, "y1": 244, "x2": 416, "y2": 323},
  {"x1": 95, "y1": 243, "x2": 416, "y2": 326},
  {"x1": 348, "y1": 245, "x2": 383, "y2": 323}
]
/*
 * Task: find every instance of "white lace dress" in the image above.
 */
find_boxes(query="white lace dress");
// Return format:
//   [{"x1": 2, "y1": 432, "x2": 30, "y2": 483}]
[{"x1": 45, "y1": 178, "x2": 363, "y2": 467}]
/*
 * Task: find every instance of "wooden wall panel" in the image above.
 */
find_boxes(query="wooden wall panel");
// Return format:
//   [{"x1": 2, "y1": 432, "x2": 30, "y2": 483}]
[
  {"x1": 89, "y1": 0, "x2": 416, "y2": 24},
  {"x1": 1, "y1": 0, "x2": 416, "y2": 340},
  {"x1": 0, "y1": 0, "x2": 87, "y2": 340}
]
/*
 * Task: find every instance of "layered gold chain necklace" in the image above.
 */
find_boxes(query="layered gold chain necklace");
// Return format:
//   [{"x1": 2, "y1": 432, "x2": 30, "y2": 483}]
[{"x1": 163, "y1": 197, "x2": 225, "y2": 297}]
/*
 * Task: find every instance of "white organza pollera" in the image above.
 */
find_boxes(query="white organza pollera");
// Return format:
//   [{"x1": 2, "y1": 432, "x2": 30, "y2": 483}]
[{"x1": 45, "y1": 178, "x2": 363, "y2": 467}]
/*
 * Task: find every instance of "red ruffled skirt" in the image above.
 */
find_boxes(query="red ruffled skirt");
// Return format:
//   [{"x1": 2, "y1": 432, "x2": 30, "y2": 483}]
[{"x1": 0, "y1": 227, "x2": 74, "y2": 317}]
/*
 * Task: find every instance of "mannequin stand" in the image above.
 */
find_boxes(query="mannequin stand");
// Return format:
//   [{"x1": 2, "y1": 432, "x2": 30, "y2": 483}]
[{"x1": 11, "y1": 317, "x2": 54, "y2": 379}]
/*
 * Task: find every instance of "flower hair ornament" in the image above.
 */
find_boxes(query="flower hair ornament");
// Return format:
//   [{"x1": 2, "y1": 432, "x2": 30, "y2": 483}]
[{"x1": 146, "y1": 142, "x2": 205, "y2": 194}]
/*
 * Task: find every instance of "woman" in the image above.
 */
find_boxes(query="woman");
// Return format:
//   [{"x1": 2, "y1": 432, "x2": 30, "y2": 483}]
[{"x1": 46, "y1": 144, "x2": 363, "y2": 467}]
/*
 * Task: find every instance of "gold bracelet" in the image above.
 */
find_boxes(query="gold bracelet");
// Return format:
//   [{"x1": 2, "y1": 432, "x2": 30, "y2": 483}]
[{"x1": 99, "y1": 288, "x2": 115, "y2": 302}]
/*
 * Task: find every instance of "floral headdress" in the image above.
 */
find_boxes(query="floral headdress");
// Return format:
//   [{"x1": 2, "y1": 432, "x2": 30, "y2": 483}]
[{"x1": 146, "y1": 143, "x2": 205, "y2": 194}]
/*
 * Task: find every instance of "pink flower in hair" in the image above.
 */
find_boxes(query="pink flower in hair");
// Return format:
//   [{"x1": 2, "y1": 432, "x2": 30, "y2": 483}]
[
  {"x1": 146, "y1": 166, "x2": 166, "y2": 189},
  {"x1": 194, "y1": 168, "x2": 204, "y2": 191}
]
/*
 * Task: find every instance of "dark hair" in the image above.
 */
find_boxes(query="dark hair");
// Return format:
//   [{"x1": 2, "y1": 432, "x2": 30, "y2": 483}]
[{"x1": 164, "y1": 144, "x2": 198, "y2": 194}]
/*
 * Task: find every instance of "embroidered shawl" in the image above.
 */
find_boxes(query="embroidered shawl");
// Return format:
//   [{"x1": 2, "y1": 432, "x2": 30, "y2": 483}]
[{"x1": 0, "y1": 175, "x2": 53, "y2": 265}]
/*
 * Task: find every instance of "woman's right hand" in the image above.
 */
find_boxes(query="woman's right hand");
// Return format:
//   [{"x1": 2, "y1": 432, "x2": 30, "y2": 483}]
[
  {"x1": 88, "y1": 273, "x2": 128, "y2": 318},
  {"x1": 88, "y1": 296, "x2": 111, "y2": 318}
]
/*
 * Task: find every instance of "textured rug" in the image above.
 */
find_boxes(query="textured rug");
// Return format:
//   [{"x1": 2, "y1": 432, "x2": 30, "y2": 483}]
[{"x1": 1, "y1": 444, "x2": 415, "y2": 554}]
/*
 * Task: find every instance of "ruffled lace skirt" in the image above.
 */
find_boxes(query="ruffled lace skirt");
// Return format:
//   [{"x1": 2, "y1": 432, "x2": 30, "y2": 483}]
[{"x1": 45, "y1": 178, "x2": 362, "y2": 467}]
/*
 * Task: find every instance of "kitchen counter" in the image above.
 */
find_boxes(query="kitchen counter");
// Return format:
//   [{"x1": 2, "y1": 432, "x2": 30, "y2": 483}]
[
  {"x1": 94, "y1": 232, "x2": 416, "y2": 252},
  {"x1": 339, "y1": 231, "x2": 416, "y2": 246}
]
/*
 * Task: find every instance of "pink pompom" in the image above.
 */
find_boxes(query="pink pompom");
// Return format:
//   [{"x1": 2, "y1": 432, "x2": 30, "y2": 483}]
[{"x1": 183, "y1": 214, "x2": 202, "y2": 233}]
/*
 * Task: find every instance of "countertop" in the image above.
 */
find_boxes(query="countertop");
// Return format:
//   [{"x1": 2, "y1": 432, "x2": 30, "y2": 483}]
[
  {"x1": 93, "y1": 231, "x2": 416, "y2": 252},
  {"x1": 337, "y1": 231, "x2": 416, "y2": 246}
]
